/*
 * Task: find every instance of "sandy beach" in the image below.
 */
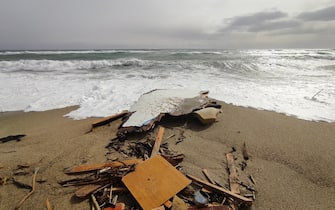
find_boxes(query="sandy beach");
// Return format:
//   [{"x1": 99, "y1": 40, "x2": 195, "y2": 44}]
[{"x1": 1, "y1": 102, "x2": 335, "y2": 210}]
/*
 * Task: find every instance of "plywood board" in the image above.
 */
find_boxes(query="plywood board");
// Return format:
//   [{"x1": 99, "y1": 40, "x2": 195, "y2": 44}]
[{"x1": 122, "y1": 155, "x2": 191, "y2": 210}]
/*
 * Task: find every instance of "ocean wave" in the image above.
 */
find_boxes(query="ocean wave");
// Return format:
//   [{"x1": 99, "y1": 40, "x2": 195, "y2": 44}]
[
  {"x1": 0, "y1": 50, "x2": 154, "y2": 55},
  {"x1": 0, "y1": 58, "x2": 154, "y2": 73},
  {"x1": 0, "y1": 49, "x2": 335, "y2": 122},
  {"x1": 169, "y1": 51, "x2": 223, "y2": 55}
]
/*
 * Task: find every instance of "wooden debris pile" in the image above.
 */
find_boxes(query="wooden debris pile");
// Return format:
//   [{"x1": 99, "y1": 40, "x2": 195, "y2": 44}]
[{"x1": 61, "y1": 124, "x2": 256, "y2": 210}]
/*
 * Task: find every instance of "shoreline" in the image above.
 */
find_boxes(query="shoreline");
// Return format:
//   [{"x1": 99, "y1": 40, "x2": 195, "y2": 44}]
[{"x1": 1, "y1": 102, "x2": 335, "y2": 209}]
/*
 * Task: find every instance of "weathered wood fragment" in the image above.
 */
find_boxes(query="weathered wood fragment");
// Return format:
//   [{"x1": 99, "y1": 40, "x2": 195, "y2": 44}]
[
  {"x1": 75, "y1": 184, "x2": 103, "y2": 198},
  {"x1": 64, "y1": 159, "x2": 143, "y2": 174},
  {"x1": 226, "y1": 153, "x2": 240, "y2": 194},
  {"x1": 242, "y1": 142, "x2": 249, "y2": 160},
  {"x1": 92, "y1": 110, "x2": 129, "y2": 129},
  {"x1": 186, "y1": 174, "x2": 253, "y2": 206},
  {"x1": 0, "y1": 134, "x2": 26, "y2": 143},
  {"x1": 150, "y1": 126, "x2": 165, "y2": 157},
  {"x1": 122, "y1": 155, "x2": 191, "y2": 210}
]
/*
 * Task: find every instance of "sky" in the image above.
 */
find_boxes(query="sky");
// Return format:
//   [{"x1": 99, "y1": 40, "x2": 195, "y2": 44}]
[{"x1": 0, "y1": 0, "x2": 335, "y2": 50}]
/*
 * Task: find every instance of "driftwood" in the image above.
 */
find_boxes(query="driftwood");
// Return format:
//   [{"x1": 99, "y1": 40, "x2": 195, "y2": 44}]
[
  {"x1": 15, "y1": 167, "x2": 39, "y2": 210},
  {"x1": 186, "y1": 174, "x2": 253, "y2": 206},
  {"x1": 0, "y1": 134, "x2": 26, "y2": 143}
]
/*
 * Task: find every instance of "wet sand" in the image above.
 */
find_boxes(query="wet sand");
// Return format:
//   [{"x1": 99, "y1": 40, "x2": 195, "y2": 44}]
[{"x1": 0, "y1": 103, "x2": 334, "y2": 210}]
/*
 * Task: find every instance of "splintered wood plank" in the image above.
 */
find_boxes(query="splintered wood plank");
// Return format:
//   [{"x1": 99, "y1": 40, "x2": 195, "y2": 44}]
[
  {"x1": 92, "y1": 110, "x2": 129, "y2": 128},
  {"x1": 150, "y1": 126, "x2": 165, "y2": 157},
  {"x1": 226, "y1": 153, "x2": 240, "y2": 194},
  {"x1": 122, "y1": 155, "x2": 191, "y2": 210},
  {"x1": 64, "y1": 159, "x2": 143, "y2": 174}
]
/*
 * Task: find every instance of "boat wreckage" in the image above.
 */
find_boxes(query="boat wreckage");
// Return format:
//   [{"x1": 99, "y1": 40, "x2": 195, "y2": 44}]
[{"x1": 113, "y1": 89, "x2": 221, "y2": 138}]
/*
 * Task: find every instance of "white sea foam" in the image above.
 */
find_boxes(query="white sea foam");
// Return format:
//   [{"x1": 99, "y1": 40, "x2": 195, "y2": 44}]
[
  {"x1": 0, "y1": 50, "x2": 154, "y2": 55},
  {"x1": 0, "y1": 49, "x2": 334, "y2": 122}
]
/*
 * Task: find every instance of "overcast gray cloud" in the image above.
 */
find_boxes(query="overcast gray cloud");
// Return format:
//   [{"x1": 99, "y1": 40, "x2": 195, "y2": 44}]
[
  {"x1": 222, "y1": 10, "x2": 288, "y2": 32},
  {"x1": 0, "y1": 0, "x2": 335, "y2": 49},
  {"x1": 218, "y1": 4, "x2": 335, "y2": 36},
  {"x1": 297, "y1": 5, "x2": 335, "y2": 21}
]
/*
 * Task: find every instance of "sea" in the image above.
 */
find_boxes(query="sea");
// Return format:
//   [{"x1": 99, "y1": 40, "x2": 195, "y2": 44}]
[{"x1": 0, "y1": 49, "x2": 334, "y2": 122}]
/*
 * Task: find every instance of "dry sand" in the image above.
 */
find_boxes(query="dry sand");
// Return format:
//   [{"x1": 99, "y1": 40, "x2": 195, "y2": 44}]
[{"x1": 0, "y1": 103, "x2": 334, "y2": 210}]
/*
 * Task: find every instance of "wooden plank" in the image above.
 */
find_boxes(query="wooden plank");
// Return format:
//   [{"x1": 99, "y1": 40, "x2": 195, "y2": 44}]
[
  {"x1": 122, "y1": 155, "x2": 191, "y2": 210},
  {"x1": 226, "y1": 153, "x2": 240, "y2": 194},
  {"x1": 186, "y1": 174, "x2": 253, "y2": 206},
  {"x1": 92, "y1": 110, "x2": 129, "y2": 128},
  {"x1": 64, "y1": 159, "x2": 143, "y2": 174},
  {"x1": 150, "y1": 126, "x2": 165, "y2": 157},
  {"x1": 75, "y1": 184, "x2": 103, "y2": 198}
]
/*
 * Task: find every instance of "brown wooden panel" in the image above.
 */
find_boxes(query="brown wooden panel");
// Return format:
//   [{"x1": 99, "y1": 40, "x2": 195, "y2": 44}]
[{"x1": 122, "y1": 155, "x2": 191, "y2": 210}]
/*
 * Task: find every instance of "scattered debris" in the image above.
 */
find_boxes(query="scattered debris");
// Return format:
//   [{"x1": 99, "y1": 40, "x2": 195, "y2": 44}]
[
  {"x1": 2, "y1": 90, "x2": 259, "y2": 210},
  {"x1": 186, "y1": 174, "x2": 253, "y2": 206},
  {"x1": 57, "y1": 89, "x2": 255, "y2": 209},
  {"x1": 0, "y1": 134, "x2": 26, "y2": 143}
]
